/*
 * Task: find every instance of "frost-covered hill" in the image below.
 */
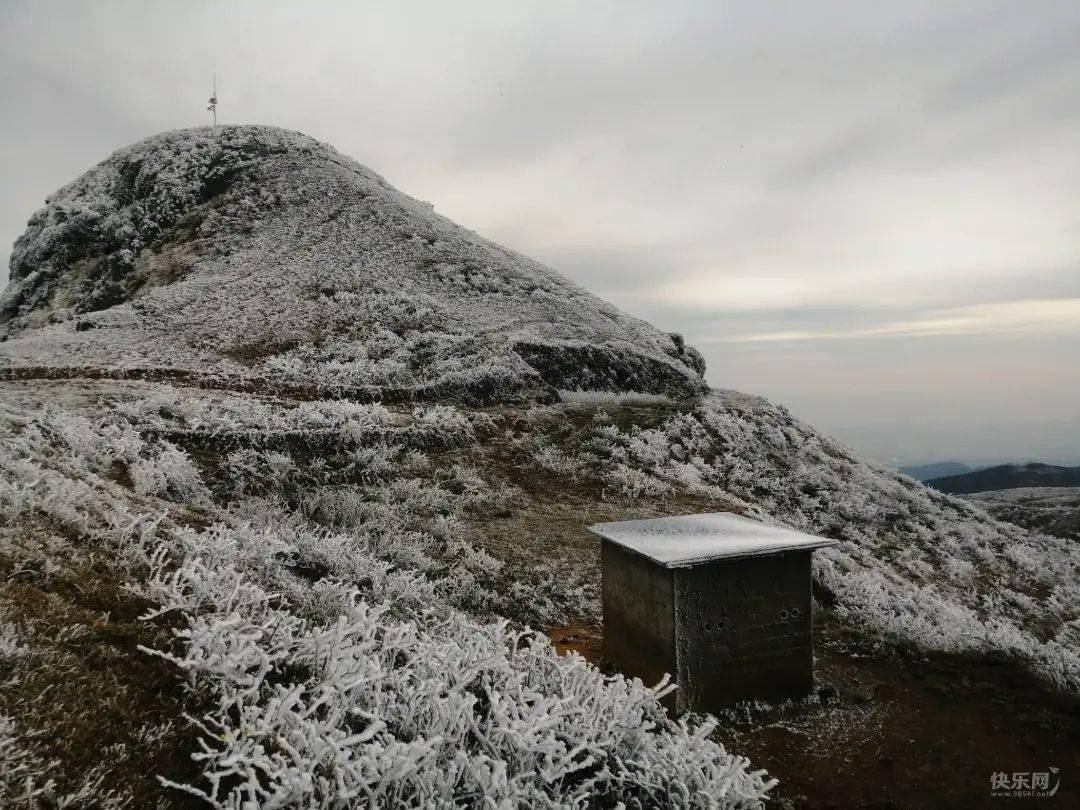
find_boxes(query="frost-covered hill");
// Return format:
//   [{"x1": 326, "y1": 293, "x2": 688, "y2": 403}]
[
  {"x1": 1, "y1": 127, "x2": 1077, "y2": 808},
  {"x1": 966, "y1": 487, "x2": 1080, "y2": 541},
  {"x1": 0, "y1": 126, "x2": 705, "y2": 403}
]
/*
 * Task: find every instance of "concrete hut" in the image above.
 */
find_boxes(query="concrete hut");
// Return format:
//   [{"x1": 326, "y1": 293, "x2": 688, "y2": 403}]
[{"x1": 588, "y1": 512, "x2": 837, "y2": 714}]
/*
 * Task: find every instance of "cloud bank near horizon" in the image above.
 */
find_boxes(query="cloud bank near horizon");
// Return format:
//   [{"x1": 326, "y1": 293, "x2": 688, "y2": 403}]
[{"x1": 713, "y1": 299, "x2": 1080, "y2": 343}]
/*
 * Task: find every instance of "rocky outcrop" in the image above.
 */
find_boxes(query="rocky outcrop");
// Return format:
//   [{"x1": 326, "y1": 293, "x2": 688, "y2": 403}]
[
  {"x1": 513, "y1": 339, "x2": 706, "y2": 398},
  {"x1": 1, "y1": 128, "x2": 296, "y2": 336}
]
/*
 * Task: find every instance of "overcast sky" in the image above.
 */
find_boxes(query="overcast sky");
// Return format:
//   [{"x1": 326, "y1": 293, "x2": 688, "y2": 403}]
[{"x1": 2, "y1": 1, "x2": 1078, "y2": 464}]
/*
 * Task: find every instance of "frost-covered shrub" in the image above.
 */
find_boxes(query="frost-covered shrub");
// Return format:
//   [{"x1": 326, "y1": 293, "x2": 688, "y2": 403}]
[
  {"x1": 130, "y1": 440, "x2": 209, "y2": 504},
  {"x1": 0, "y1": 387, "x2": 764, "y2": 807},
  {"x1": 608, "y1": 466, "x2": 674, "y2": 499},
  {"x1": 141, "y1": 522, "x2": 775, "y2": 808},
  {"x1": 297, "y1": 474, "x2": 510, "y2": 618},
  {"x1": 116, "y1": 391, "x2": 397, "y2": 447},
  {"x1": 223, "y1": 447, "x2": 308, "y2": 498},
  {"x1": 117, "y1": 389, "x2": 495, "y2": 461},
  {"x1": 0, "y1": 411, "x2": 155, "y2": 543},
  {"x1": 532, "y1": 444, "x2": 584, "y2": 478},
  {"x1": 21, "y1": 409, "x2": 144, "y2": 475}
]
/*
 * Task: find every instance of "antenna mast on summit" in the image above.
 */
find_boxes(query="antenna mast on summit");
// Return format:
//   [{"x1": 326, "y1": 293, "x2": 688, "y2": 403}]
[{"x1": 207, "y1": 74, "x2": 218, "y2": 126}]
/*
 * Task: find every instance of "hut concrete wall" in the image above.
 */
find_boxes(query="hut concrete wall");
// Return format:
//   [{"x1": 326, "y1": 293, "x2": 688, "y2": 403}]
[
  {"x1": 601, "y1": 540, "x2": 675, "y2": 692},
  {"x1": 602, "y1": 539, "x2": 817, "y2": 713},
  {"x1": 674, "y1": 551, "x2": 813, "y2": 713}
]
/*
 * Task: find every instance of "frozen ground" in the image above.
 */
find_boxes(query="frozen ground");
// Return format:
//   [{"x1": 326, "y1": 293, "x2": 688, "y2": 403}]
[
  {"x1": 2, "y1": 378, "x2": 1076, "y2": 806},
  {"x1": 0, "y1": 380, "x2": 773, "y2": 807}
]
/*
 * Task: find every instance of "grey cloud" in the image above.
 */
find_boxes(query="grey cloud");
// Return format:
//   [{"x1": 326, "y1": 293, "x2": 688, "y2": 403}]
[
  {"x1": 924, "y1": 16, "x2": 1080, "y2": 114},
  {"x1": 770, "y1": 120, "x2": 900, "y2": 187}
]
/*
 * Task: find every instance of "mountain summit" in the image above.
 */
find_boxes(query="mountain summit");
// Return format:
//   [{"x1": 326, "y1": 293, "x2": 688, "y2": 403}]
[{"x1": 0, "y1": 125, "x2": 705, "y2": 402}]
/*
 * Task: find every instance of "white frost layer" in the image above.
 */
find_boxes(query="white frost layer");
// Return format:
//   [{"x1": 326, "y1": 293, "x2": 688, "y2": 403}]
[
  {"x1": 589, "y1": 512, "x2": 836, "y2": 566},
  {"x1": 577, "y1": 390, "x2": 1080, "y2": 691}
]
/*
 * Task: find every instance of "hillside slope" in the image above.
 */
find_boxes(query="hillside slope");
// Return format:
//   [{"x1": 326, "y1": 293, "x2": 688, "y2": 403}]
[{"x1": 1, "y1": 127, "x2": 1077, "y2": 807}]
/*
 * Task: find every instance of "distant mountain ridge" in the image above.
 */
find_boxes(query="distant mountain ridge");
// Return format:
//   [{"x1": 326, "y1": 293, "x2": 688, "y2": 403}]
[
  {"x1": 928, "y1": 463, "x2": 1080, "y2": 494},
  {"x1": 898, "y1": 461, "x2": 972, "y2": 481}
]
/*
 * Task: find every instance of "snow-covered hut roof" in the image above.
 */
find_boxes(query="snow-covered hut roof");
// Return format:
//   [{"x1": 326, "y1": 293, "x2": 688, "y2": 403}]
[{"x1": 588, "y1": 512, "x2": 837, "y2": 568}]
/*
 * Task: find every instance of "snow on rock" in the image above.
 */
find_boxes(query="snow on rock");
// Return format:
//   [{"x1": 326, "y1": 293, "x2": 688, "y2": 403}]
[{"x1": 0, "y1": 125, "x2": 706, "y2": 403}]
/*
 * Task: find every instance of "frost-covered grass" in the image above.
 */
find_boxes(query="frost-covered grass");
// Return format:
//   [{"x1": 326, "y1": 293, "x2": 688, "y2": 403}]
[
  {"x1": 3, "y1": 371, "x2": 1079, "y2": 807},
  {"x1": 558, "y1": 389, "x2": 676, "y2": 409},
  {"x1": 0, "y1": 714, "x2": 121, "y2": 808},
  {"x1": 1, "y1": 643, "x2": 131, "y2": 810},
  {"x1": 0, "y1": 399, "x2": 201, "y2": 806},
  {"x1": 117, "y1": 390, "x2": 581, "y2": 625},
  {"x1": 139, "y1": 521, "x2": 773, "y2": 808},
  {"x1": 3, "y1": 368, "x2": 1079, "y2": 808}
]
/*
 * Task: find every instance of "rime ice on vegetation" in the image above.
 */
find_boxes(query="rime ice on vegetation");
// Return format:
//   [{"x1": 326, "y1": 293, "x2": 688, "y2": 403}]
[
  {"x1": 578, "y1": 391, "x2": 1080, "y2": 691},
  {"x1": 0, "y1": 388, "x2": 775, "y2": 807}
]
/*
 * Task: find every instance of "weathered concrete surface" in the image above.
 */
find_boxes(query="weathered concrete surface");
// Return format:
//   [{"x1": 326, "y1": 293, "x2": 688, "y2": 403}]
[
  {"x1": 674, "y1": 551, "x2": 813, "y2": 712},
  {"x1": 601, "y1": 536, "x2": 818, "y2": 712},
  {"x1": 601, "y1": 540, "x2": 675, "y2": 692}
]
